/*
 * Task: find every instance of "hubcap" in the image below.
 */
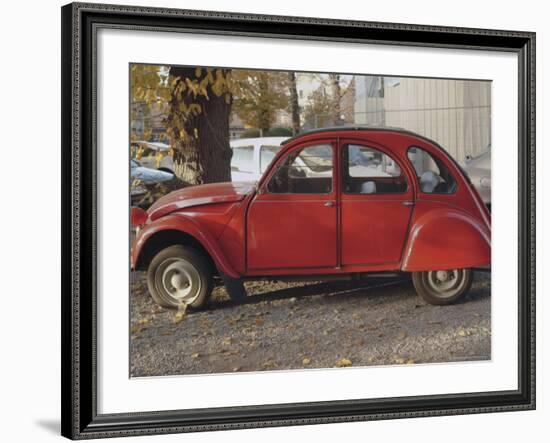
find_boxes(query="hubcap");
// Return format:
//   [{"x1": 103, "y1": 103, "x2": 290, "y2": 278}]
[
  {"x1": 157, "y1": 258, "x2": 202, "y2": 304},
  {"x1": 426, "y1": 269, "x2": 464, "y2": 298}
]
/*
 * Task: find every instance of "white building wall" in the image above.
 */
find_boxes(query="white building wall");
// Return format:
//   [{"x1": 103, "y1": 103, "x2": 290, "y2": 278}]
[{"x1": 354, "y1": 77, "x2": 491, "y2": 163}]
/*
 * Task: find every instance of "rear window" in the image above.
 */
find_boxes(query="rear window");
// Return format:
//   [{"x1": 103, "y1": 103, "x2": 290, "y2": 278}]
[
  {"x1": 407, "y1": 146, "x2": 457, "y2": 194},
  {"x1": 231, "y1": 145, "x2": 254, "y2": 173}
]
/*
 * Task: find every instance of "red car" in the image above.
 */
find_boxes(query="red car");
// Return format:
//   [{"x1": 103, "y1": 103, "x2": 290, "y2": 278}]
[{"x1": 131, "y1": 127, "x2": 491, "y2": 309}]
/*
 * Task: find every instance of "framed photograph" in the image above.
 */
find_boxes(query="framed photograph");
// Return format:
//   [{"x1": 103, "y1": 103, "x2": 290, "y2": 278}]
[{"x1": 61, "y1": 2, "x2": 536, "y2": 439}]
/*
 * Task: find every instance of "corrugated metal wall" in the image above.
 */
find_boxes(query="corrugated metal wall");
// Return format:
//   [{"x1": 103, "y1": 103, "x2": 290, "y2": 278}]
[{"x1": 354, "y1": 77, "x2": 491, "y2": 163}]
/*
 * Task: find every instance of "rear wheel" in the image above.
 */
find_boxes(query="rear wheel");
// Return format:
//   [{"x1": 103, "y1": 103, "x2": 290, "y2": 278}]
[
  {"x1": 146, "y1": 245, "x2": 213, "y2": 310},
  {"x1": 412, "y1": 268, "x2": 473, "y2": 305}
]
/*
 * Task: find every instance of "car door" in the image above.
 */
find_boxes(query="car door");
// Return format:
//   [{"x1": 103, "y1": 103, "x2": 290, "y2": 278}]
[
  {"x1": 340, "y1": 140, "x2": 414, "y2": 267},
  {"x1": 247, "y1": 140, "x2": 338, "y2": 271}
]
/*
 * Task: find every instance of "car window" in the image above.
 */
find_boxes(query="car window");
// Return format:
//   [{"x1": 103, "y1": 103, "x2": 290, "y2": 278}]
[
  {"x1": 267, "y1": 144, "x2": 333, "y2": 194},
  {"x1": 231, "y1": 145, "x2": 254, "y2": 173},
  {"x1": 260, "y1": 145, "x2": 283, "y2": 173},
  {"x1": 344, "y1": 144, "x2": 406, "y2": 194},
  {"x1": 407, "y1": 146, "x2": 457, "y2": 194}
]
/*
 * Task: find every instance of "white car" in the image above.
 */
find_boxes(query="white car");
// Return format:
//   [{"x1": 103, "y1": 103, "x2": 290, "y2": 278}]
[
  {"x1": 463, "y1": 149, "x2": 491, "y2": 207},
  {"x1": 230, "y1": 137, "x2": 288, "y2": 182}
]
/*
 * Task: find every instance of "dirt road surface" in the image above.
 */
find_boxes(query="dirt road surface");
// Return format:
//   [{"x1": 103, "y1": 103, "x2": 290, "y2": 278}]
[{"x1": 130, "y1": 272, "x2": 491, "y2": 377}]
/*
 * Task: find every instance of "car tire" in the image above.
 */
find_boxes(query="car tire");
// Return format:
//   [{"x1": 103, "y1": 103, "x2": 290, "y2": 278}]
[
  {"x1": 412, "y1": 268, "x2": 473, "y2": 305},
  {"x1": 146, "y1": 245, "x2": 213, "y2": 310}
]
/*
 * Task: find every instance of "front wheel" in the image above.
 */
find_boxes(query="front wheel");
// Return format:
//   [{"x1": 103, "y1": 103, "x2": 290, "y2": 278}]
[
  {"x1": 412, "y1": 269, "x2": 473, "y2": 305},
  {"x1": 147, "y1": 245, "x2": 213, "y2": 310}
]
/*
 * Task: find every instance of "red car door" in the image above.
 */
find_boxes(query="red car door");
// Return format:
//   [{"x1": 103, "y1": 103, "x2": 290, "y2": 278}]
[
  {"x1": 247, "y1": 140, "x2": 338, "y2": 271},
  {"x1": 340, "y1": 140, "x2": 414, "y2": 268}
]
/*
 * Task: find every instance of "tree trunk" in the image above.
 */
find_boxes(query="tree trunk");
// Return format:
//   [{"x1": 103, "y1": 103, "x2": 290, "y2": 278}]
[
  {"x1": 167, "y1": 67, "x2": 233, "y2": 184},
  {"x1": 329, "y1": 74, "x2": 341, "y2": 126},
  {"x1": 288, "y1": 72, "x2": 301, "y2": 135},
  {"x1": 258, "y1": 74, "x2": 271, "y2": 135}
]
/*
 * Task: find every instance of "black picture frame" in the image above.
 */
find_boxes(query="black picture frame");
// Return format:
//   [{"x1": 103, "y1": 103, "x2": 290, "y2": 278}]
[{"x1": 61, "y1": 2, "x2": 536, "y2": 439}]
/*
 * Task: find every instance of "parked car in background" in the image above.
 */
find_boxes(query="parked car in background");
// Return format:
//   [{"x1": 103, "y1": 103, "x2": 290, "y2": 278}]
[
  {"x1": 230, "y1": 137, "x2": 288, "y2": 181},
  {"x1": 131, "y1": 127, "x2": 491, "y2": 310},
  {"x1": 132, "y1": 141, "x2": 174, "y2": 173},
  {"x1": 131, "y1": 159, "x2": 175, "y2": 206},
  {"x1": 463, "y1": 148, "x2": 491, "y2": 208}
]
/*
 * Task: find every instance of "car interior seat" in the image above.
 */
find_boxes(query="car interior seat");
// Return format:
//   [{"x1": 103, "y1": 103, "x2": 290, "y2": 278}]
[
  {"x1": 419, "y1": 171, "x2": 441, "y2": 193},
  {"x1": 360, "y1": 181, "x2": 377, "y2": 194}
]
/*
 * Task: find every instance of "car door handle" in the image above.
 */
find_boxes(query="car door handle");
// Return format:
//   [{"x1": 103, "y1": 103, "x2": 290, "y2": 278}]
[
  {"x1": 324, "y1": 201, "x2": 335, "y2": 207},
  {"x1": 402, "y1": 200, "x2": 415, "y2": 206}
]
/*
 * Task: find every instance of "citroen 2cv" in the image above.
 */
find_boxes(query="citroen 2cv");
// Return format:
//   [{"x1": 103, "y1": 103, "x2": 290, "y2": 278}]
[{"x1": 131, "y1": 127, "x2": 491, "y2": 309}]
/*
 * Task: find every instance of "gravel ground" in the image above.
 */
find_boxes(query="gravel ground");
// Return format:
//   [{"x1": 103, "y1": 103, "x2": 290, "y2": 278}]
[{"x1": 130, "y1": 272, "x2": 491, "y2": 377}]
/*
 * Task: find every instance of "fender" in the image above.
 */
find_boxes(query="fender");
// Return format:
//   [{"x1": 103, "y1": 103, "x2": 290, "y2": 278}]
[
  {"x1": 401, "y1": 208, "x2": 491, "y2": 272},
  {"x1": 131, "y1": 213, "x2": 240, "y2": 278}
]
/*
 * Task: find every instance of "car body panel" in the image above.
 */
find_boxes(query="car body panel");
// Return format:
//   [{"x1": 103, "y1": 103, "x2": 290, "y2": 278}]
[
  {"x1": 131, "y1": 212, "x2": 241, "y2": 278},
  {"x1": 132, "y1": 128, "x2": 491, "y2": 278},
  {"x1": 401, "y1": 202, "x2": 491, "y2": 271},
  {"x1": 147, "y1": 182, "x2": 255, "y2": 221}
]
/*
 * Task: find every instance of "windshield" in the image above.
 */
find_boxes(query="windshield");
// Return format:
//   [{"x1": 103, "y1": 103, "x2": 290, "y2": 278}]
[
  {"x1": 260, "y1": 145, "x2": 283, "y2": 173},
  {"x1": 295, "y1": 144, "x2": 333, "y2": 173}
]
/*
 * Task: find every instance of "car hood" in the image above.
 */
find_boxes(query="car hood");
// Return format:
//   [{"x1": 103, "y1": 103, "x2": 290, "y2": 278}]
[
  {"x1": 131, "y1": 166, "x2": 174, "y2": 183},
  {"x1": 147, "y1": 181, "x2": 255, "y2": 221}
]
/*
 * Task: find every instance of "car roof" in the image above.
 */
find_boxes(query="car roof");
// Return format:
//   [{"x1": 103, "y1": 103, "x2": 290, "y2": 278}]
[
  {"x1": 281, "y1": 125, "x2": 420, "y2": 145},
  {"x1": 230, "y1": 137, "x2": 288, "y2": 147}
]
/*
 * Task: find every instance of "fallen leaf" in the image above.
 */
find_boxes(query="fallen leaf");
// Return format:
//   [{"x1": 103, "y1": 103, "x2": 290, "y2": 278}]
[
  {"x1": 232, "y1": 366, "x2": 241, "y2": 372},
  {"x1": 223, "y1": 337, "x2": 233, "y2": 346},
  {"x1": 262, "y1": 360, "x2": 278, "y2": 369},
  {"x1": 172, "y1": 311, "x2": 186, "y2": 324},
  {"x1": 406, "y1": 359, "x2": 416, "y2": 364},
  {"x1": 394, "y1": 357, "x2": 406, "y2": 364},
  {"x1": 457, "y1": 329, "x2": 471, "y2": 337},
  {"x1": 191, "y1": 352, "x2": 200, "y2": 359},
  {"x1": 255, "y1": 317, "x2": 265, "y2": 326},
  {"x1": 221, "y1": 349, "x2": 240, "y2": 356},
  {"x1": 302, "y1": 357, "x2": 311, "y2": 365},
  {"x1": 336, "y1": 358, "x2": 352, "y2": 367}
]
